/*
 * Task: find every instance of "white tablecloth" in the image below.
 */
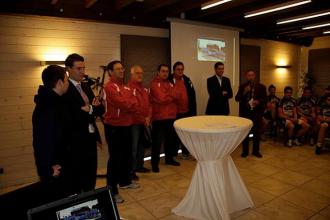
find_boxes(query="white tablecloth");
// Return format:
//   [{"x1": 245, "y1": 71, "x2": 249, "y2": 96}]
[{"x1": 172, "y1": 116, "x2": 254, "y2": 220}]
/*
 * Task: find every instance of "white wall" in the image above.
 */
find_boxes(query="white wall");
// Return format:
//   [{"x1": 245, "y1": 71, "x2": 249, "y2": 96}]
[
  {"x1": 170, "y1": 20, "x2": 240, "y2": 116},
  {"x1": 0, "y1": 14, "x2": 168, "y2": 190}
]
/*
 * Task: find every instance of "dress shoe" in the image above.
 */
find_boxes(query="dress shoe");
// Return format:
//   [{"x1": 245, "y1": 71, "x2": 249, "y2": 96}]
[
  {"x1": 135, "y1": 167, "x2": 151, "y2": 173},
  {"x1": 252, "y1": 152, "x2": 263, "y2": 158},
  {"x1": 152, "y1": 166, "x2": 160, "y2": 173},
  {"x1": 165, "y1": 160, "x2": 180, "y2": 166}
]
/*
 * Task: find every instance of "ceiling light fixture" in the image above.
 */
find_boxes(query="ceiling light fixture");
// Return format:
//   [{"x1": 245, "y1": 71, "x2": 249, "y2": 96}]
[
  {"x1": 323, "y1": 30, "x2": 330, "y2": 34},
  {"x1": 244, "y1": 0, "x2": 312, "y2": 18},
  {"x1": 302, "y1": 22, "x2": 330, "y2": 30},
  {"x1": 277, "y1": 10, "x2": 330, "y2": 24},
  {"x1": 201, "y1": 0, "x2": 232, "y2": 10}
]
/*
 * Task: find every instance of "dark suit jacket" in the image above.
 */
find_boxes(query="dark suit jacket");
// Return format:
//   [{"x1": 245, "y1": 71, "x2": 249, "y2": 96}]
[
  {"x1": 205, "y1": 75, "x2": 233, "y2": 115},
  {"x1": 235, "y1": 82, "x2": 267, "y2": 117},
  {"x1": 63, "y1": 81, "x2": 104, "y2": 152}
]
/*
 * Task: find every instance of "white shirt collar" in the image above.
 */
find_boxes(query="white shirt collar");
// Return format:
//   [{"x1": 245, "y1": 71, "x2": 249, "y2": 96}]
[{"x1": 69, "y1": 78, "x2": 80, "y2": 87}]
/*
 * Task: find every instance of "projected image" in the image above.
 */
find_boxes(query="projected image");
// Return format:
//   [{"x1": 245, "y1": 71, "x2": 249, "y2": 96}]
[
  {"x1": 56, "y1": 199, "x2": 103, "y2": 220},
  {"x1": 197, "y1": 38, "x2": 226, "y2": 62}
]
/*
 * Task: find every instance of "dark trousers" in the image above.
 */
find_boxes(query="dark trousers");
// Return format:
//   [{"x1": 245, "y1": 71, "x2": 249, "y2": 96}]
[
  {"x1": 174, "y1": 112, "x2": 190, "y2": 156},
  {"x1": 104, "y1": 124, "x2": 132, "y2": 195},
  {"x1": 242, "y1": 111, "x2": 262, "y2": 154},
  {"x1": 71, "y1": 137, "x2": 97, "y2": 193},
  {"x1": 151, "y1": 119, "x2": 176, "y2": 168},
  {"x1": 131, "y1": 124, "x2": 145, "y2": 171}
]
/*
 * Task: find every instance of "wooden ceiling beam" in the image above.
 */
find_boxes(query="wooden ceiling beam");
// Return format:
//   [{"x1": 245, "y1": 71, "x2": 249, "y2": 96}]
[
  {"x1": 115, "y1": 0, "x2": 137, "y2": 10},
  {"x1": 85, "y1": 0, "x2": 98, "y2": 8}
]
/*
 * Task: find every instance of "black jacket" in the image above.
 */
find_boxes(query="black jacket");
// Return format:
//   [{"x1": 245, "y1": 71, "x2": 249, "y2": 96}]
[
  {"x1": 169, "y1": 74, "x2": 197, "y2": 116},
  {"x1": 235, "y1": 82, "x2": 267, "y2": 117},
  {"x1": 206, "y1": 75, "x2": 233, "y2": 115},
  {"x1": 32, "y1": 86, "x2": 71, "y2": 181},
  {"x1": 63, "y1": 81, "x2": 104, "y2": 150}
]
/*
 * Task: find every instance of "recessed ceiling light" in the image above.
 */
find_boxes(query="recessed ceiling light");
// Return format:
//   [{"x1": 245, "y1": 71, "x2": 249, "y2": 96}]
[
  {"x1": 302, "y1": 22, "x2": 330, "y2": 30},
  {"x1": 277, "y1": 10, "x2": 330, "y2": 24},
  {"x1": 201, "y1": 0, "x2": 232, "y2": 10},
  {"x1": 245, "y1": 0, "x2": 312, "y2": 18}
]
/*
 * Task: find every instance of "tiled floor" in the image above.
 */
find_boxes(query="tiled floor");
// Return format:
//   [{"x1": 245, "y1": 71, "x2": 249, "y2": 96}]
[
  {"x1": 94, "y1": 140, "x2": 330, "y2": 220},
  {"x1": 1, "y1": 139, "x2": 330, "y2": 219}
]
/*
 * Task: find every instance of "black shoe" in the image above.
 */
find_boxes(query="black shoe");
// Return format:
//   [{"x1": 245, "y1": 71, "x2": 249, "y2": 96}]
[
  {"x1": 165, "y1": 160, "x2": 180, "y2": 166},
  {"x1": 132, "y1": 172, "x2": 139, "y2": 181},
  {"x1": 152, "y1": 166, "x2": 159, "y2": 173},
  {"x1": 252, "y1": 152, "x2": 263, "y2": 158},
  {"x1": 315, "y1": 146, "x2": 322, "y2": 155},
  {"x1": 135, "y1": 167, "x2": 151, "y2": 173},
  {"x1": 241, "y1": 152, "x2": 248, "y2": 158}
]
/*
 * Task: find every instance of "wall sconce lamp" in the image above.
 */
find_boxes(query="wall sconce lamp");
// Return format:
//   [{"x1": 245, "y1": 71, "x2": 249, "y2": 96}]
[
  {"x1": 40, "y1": 60, "x2": 65, "y2": 66},
  {"x1": 276, "y1": 65, "x2": 291, "y2": 68}
]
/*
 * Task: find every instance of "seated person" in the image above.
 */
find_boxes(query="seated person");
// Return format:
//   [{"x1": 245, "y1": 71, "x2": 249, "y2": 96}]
[
  {"x1": 278, "y1": 86, "x2": 305, "y2": 147},
  {"x1": 316, "y1": 85, "x2": 330, "y2": 114},
  {"x1": 296, "y1": 87, "x2": 317, "y2": 144},
  {"x1": 263, "y1": 84, "x2": 280, "y2": 135},
  {"x1": 315, "y1": 94, "x2": 330, "y2": 154}
]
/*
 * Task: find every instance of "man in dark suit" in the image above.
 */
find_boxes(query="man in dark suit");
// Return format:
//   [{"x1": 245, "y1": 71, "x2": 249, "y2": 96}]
[
  {"x1": 235, "y1": 70, "x2": 267, "y2": 158},
  {"x1": 64, "y1": 53, "x2": 104, "y2": 193},
  {"x1": 206, "y1": 62, "x2": 233, "y2": 115}
]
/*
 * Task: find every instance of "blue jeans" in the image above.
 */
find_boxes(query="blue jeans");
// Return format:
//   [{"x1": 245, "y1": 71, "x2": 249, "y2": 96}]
[{"x1": 132, "y1": 124, "x2": 145, "y2": 171}]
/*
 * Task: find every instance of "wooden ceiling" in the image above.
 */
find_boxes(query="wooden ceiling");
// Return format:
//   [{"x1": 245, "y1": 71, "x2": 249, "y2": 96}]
[{"x1": 1, "y1": 0, "x2": 330, "y2": 45}]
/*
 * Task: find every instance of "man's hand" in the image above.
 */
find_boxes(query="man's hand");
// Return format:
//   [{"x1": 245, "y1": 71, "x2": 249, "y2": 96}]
[
  {"x1": 52, "y1": 165, "x2": 61, "y2": 177},
  {"x1": 252, "y1": 100, "x2": 259, "y2": 107},
  {"x1": 222, "y1": 91, "x2": 228, "y2": 96},
  {"x1": 243, "y1": 84, "x2": 251, "y2": 94},
  {"x1": 145, "y1": 117, "x2": 151, "y2": 127},
  {"x1": 92, "y1": 97, "x2": 101, "y2": 106},
  {"x1": 81, "y1": 104, "x2": 90, "y2": 112}
]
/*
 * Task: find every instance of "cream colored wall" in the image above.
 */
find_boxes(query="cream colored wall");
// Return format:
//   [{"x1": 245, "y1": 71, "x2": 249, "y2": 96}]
[
  {"x1": 241, "y1": 38, "x2": 301, "y2": 98},
  {"x1": 0, "y1": 14, "x2": 168, "y2": 190},
  {"x1": 300, "y1": 36, "x2": 330, "y2": 94}
]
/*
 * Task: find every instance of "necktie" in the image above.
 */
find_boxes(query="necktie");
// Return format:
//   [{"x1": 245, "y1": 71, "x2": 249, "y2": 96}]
[{"x1": 76, "y1": 84, "x2": 90, "y2": 105}]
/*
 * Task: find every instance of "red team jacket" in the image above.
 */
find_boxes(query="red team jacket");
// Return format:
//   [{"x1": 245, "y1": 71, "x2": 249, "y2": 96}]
[
  {"x1": 127, "y1": 80, "x2": 152, "y2": 125},
  {"x1": 150, "y1": 75, "x2": 179, "y2": 121},
  {"x1": 103, "y1": 77, "x2": 138, "y2": 126}
]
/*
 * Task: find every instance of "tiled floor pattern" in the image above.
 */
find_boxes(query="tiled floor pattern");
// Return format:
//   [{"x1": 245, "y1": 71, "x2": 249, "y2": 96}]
[{"x1": 2, "y1": 140, "x2": 330, "y2": 219}]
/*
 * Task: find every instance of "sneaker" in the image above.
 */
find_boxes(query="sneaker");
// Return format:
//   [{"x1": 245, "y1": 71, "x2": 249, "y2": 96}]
[
  {"x1": 135, "y1": 167, "x2": 151, "y2": 173},
  {"x1": 182, "y1": 154, "x2": 190, "y2": 160},
  {"x1": 119, "y1": 182, "x2": 140, "y2": 189},
  {"x1": 287, "y1": 139, "x2": 293, "y2": 147},
  {"x1": 240, "y1": 152, "x2": 248, "y2": 158},
  {"x1": 132, "y1": 172, "x2": 139, "y2": 181},
  {"x1": 293, "y1": 138, "x2": 302, "y2": 146},
  {"x1": 252, "y1": 152, "x2": 263, "y2": 158},
  {"x1": 113, "y1": 194, "x2": 124, "y2": 203}
]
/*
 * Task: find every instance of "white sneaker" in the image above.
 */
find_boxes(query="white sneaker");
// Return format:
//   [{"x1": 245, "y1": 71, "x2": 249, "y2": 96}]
[
  {"x1": 113, "y1": 194, "x2": 124, "y2": 203},
  {"x1": 287, "y1": 139, "x2": 293, "y2": 147},
  {"x1": 119, "y1": 182, "x2": 140, "y2": 189},
  {"x1": 293, "y1": 139, "x2": 302, "y2": 146}
]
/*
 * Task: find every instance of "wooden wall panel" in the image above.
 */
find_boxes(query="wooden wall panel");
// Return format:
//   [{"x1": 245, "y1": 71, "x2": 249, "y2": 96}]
[{"x1": 0, "y1": 14, "x2": 168, "y2": 190}]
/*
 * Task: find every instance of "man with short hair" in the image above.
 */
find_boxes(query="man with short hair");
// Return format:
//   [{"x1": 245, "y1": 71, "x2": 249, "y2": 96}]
[
  {"x1": 127, "y1": 65, "x2": 152, "y2": 180},
  {"x1": 150, "y1": 64, "x2": 180, "y2": 173},
  {"x1": 263, "y1": 85, "x2": 281, "y2": 137},
  {"x1": 64, "y1": 53, "x2": 104, "y2": 193},
  {"x1": 206, "y1": 62, "x2": 233, "y2": 115},
  {"x1": 33, "y1": 65, "x2": 72, "y2": 202},
  {"x1": 235, "y1": 70, "x2": 267, "y2": 158},
  {"x1": 103, "y1": 61, "x2": 140, "y2": 203},
  {"x1": 168, "y1": 61, "x2": 196, "y2": 159},
  {"x1": 315, "y1": 94, "x2": 330, "y2": 154}
]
